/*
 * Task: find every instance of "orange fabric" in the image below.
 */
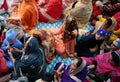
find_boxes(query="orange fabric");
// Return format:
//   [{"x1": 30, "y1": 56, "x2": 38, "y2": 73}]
[
  {"x1": 53, "y1": 35, "x2": 76, "y2": 58},
  {"x1": 49, "y1": 25, "x2": 77, "y2": 58},
  {"x1": 8, "y1": 0, "x2": 38, "y2": 32},
  {"x1": 54, "y1": 38, "x2": 65, "y2": 55},
  {"x1": 34, "y1": 24, "x2": 77, "y2": 58},
  {"x1": 19, "y1": 0, "x2": 38, "y2": 32},
  {"x1": 49, "y1": 24, "x2": 65, "y2": 35}
]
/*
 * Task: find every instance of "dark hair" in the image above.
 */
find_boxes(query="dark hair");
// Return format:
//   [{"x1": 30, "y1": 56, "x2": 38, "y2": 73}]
[
  {"x1": 0, "y1": 25, "x2": 5, "y2": 36},
  {"x1": 65, "y1": 16, "x2": 78, "y2": 32},
  {"x1": 63, "y1": 16, "x2": 78, "y2": 41},
  {"x1": 77, "y1": 57, "x2": 83, "y2": 68},
  {"x1": 111, "y1": 51, "x2": 120, "y2": 65},
  {"x1": 72, "y1": 1, "x2": 78, "y2": 8},
  {"x1": 33, "y1": 34, "x2": 42, "y2": 45},
  {"x1": 106, "y1": 18, "x2": 112, "y2": 27}
]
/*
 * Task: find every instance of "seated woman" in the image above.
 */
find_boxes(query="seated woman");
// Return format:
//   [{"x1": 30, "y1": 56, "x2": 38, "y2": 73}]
[
  {"x1": 65, "y1": 0, "x2": 93, "y2": 36},
  {"x1": 33, "y1": 16, "x2": 78, "y2": 58},
  {"x1": 50, "y1": 17, "x2": 78, "y2": 58},
  {"x1": 37, "y1": 0, "x2": 63, "y2": 23},
  {"x1": 8, "y1": 35, "x2": 47, "y2": 82},
  {"x1": 82, "y1": 51, "x2": 120, "y2": 82},
  {"x1": 75, "y1": 29, "x2": 106, "y2": 57},
  {"x1": 53, "y1": 57, "x2": 87, "y2": 82},
  {"x1": 1, "y1": 29, "x2": 23, "y2": 69},
  {"x1": 92, "y1": 17, "x2": 116, "y2": 34},
  {"x1": 7, "y1": 0, "x2": 38, "y2": 33}
]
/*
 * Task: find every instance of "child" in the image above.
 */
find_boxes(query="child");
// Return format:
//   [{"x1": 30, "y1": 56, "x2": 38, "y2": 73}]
[{"x1": 1, "y1": 29, "x2": 23, "y2": 69}]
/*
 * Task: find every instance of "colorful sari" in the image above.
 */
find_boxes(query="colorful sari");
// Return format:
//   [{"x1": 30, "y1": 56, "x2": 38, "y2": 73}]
[
  {"x1": 16, "y1": 36, "x2": 46, "y2": 81},
  {"x1": 82, "y1": 51, "x2": 120, "y2": 82},
  {"x1": 54, "y1": 59, "x2": 87, "y2": 82},
  {"x1": 8, "y1": 0, "x2": 38, "y2": 32}
]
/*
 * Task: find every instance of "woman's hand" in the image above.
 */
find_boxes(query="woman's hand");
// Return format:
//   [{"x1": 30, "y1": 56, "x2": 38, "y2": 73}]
[
  {"x1": 8, "y1": 50, "x2": 15, "y2": 63},
  {"x1": 53, "y1": 70, "x2": 63, "y2": 82},
  {"x1": 53, "y1": 70, "x2": 64, "y2": 78},
  {"x1": 13, "y1": 47, "x2": 23, "y2": 53}
]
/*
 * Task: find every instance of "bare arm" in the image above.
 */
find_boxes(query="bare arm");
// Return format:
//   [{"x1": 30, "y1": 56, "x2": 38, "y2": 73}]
[
  {"x1": 13, "y1": 47, "x2": 24, "y2": 53},
  {"x1": 8, "y1": 50, "x2": 15, "y2": 63}
]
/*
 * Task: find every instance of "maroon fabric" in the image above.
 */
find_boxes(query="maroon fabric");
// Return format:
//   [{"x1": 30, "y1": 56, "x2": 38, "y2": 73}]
[
  {"x1": 0, "y1": 49, "x2": 9, "y2": 75},
  {"x1": 0, "y1": 32, "x2": 5, "y2": 47},
  {"x1": 0, "y1": 0, "x2": 8, "y2": 10}
]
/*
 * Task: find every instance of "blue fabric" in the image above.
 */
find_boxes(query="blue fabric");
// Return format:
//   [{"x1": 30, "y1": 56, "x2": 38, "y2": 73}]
[
  {"x1": 46, "y1": 55, "x2": 73, "y2": 74},
  {"x1": 36, "y1": 20, "x2": 63, "y2": 30},
  {"x1": 6, "y1": 60, "x2": 13, "y2": 69},
  {"x1": 20, "y1": 37, "x2": 46, "y2": 80},
  {"x1": 25, "y1": 19, "x2": 63, "y2": 37},
  {"x1": 96, "y1": 29, "x2": 107, "y2": 37},
  {"x1": 6, "y1": 29, "x2": 16, "y2": 41},
  {"x1": 75, "y1": 34, "x2": 104, "y2": 57},
  {"x1": 1, "y1": 38, "x2": 23, "y2": 69},
  {"x1": 86, "y1": 23, "x2": 94, "y2": 32}
]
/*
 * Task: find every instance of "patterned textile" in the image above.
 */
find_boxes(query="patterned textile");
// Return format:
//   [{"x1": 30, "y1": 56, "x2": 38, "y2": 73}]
[
  {"x1": 36, "y1": 19, "x2": 63, "y2": 30},
  {"x1": 25, "y1": 19, "x2": 63, "y2": 37},
  {"x1": 46, "y1": 55, "x2": 73, "y2": 74}
]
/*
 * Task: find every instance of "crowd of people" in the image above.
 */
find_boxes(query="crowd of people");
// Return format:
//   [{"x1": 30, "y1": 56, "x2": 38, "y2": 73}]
[{"x1": 0, "y1": 0, "x2": 120, "y2": 82}]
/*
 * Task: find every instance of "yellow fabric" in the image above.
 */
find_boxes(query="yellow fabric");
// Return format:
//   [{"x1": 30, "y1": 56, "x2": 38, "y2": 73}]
[
  {"x1": 99, "y1": 18, "x2": 106, "y2": 22},
  {"x1": 108, "y1": 29, "x2": 120, "y2": 44},
  {"x1": 28, "y1": 29, "x2": 37, "y2": 36},
  {"x1": 114, "y1": 29, "x2": 120, "y2": 35},
  {"x1": 108, "y1": 34, "x2": 118, "y2": 44}
]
